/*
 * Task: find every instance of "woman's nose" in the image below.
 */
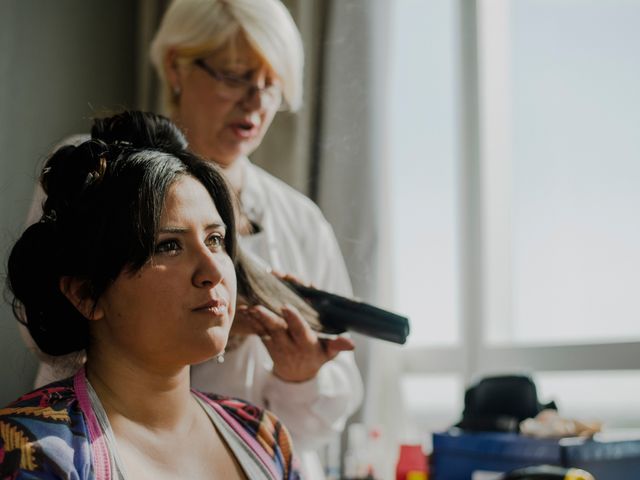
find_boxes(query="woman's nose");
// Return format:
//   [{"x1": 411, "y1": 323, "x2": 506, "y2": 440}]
[
  {"x1": 240, "y1": 85, "x2": 265, "y2": 111},
  {"x1": 192, "y1": 248, "x2": 224, "y2": 288}
]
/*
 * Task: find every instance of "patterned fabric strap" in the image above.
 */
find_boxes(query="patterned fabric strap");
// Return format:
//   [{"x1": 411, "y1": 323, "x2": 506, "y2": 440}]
[
  {"x1": 194, "y1": 391, "x2": 300, "y2": 480},
  {"x1": 0, "y1": 376, "x2": 93, "y2": 479},
  {"x1": 0, "y1": 375, "x2": 299, "y2": 480}
]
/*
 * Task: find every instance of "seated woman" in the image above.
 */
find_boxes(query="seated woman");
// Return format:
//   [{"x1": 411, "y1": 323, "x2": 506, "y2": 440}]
[{"x1": 0, "y1": 111, "x2": 300, "y2": 479}]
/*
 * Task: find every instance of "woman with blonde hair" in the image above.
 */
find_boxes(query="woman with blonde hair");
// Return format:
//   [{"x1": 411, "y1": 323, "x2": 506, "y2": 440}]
[{"x1": 150, "y1": 0, "x2": 363, "y2": 477}]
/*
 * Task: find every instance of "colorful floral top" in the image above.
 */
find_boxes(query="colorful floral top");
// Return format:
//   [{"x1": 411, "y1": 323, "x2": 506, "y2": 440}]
[{"x1": 0, "y1": 369, "x2": 300, "y2": 479}]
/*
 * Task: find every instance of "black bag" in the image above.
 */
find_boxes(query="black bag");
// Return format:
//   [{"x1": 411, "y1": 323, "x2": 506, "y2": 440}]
[{"x1": 456, "y1": 375, "x2": 557, "y2": 432}]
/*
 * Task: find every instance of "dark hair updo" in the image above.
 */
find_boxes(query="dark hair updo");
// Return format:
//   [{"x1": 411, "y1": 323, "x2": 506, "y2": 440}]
[{"x1": 7, "y1": 111, "x2": 237, "y2": 356}]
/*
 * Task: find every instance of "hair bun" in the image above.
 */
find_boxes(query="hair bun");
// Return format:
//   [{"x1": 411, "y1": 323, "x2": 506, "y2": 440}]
[
  {"x1": 41, "y1": 140, "x2": 109, "y2": 222},
  {"x1": 8, "y1": 221, "x2": 89, "y2": 355},
  {"x1": 91, "y1": 110, "x2": 188, "y2": 154}
]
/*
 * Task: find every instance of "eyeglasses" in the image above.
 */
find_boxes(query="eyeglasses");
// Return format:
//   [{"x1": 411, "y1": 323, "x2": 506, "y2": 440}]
[{"x1": 193, "y1": 59, "x2": 283, "y2": 108}]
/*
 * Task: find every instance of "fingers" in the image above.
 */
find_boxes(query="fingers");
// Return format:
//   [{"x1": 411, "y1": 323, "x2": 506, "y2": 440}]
[
  {"x1": 246, "y1": 305, "x2": 353, "y2": 366},
  {"x1": 281, "y1": 304, "x2": 315, "y2": 344},
  {"x1": 270, "y1": 270, "x2": 295, "y2": 282},
  {"x1": 249, "y1": 304, "x2": 314, "y2": 345},
  {"x1": 232, "y1": 305, "x2": 288, "y2": 338},
  {"x1": 321, "y1": 336, "x2": 355, "y2": 360},
  {"x1": 270, "y1": 270, "x2": 314, "y2": 288},
  {"x1": 231, "y1": 306, "x2": 264, "y2": 336},
  {"x1": 253, "y1": 303, "x2": 356, "y2": 383},
  {"x1": 270, "y1": 268, "x2": 286, "y2": 279},
  {"x1": 249, "y1": 305, "x2": 288, "y2": 339}
]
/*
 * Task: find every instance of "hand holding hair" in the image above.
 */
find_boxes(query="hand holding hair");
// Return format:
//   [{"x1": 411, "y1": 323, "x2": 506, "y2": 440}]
[
  {"x1": 231, "y1": 302, "x2": 287, "y2": 336},
  {"x1": 250, "y1": 304, "x2": 355, "y2": 383}
]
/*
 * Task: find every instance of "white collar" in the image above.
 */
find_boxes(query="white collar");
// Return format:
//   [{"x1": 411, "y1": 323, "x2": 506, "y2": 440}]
[{"x1": 238, "y1": 156, "x2": 264, "y2": 224}]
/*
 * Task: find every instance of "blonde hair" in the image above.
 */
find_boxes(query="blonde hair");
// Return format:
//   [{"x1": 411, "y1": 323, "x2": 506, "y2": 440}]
[{"x1": 150, "y1": 0, "x2": 304, "y2": 114}]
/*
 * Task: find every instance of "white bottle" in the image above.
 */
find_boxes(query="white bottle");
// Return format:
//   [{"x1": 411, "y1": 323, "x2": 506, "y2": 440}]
[{"x1": 343, "y1": 423, "x2": 370, "y2": 479}]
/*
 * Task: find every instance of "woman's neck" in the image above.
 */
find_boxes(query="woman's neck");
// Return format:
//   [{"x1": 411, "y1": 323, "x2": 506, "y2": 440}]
[
  {"x1": 84, "y1": 352, "x2": 241, "y2": 479},
  {"x1": 85, "y1": 350, "x2": 195, "y2": 431},
  {"x1": 217, "y1": 156, "x2": 244, "y2": 195}
]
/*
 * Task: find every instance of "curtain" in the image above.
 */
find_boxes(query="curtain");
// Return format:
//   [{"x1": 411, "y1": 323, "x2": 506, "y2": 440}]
[
  {"x1": 249, "y1": 0, "x2": 328, "y2": 196},
  {"x1": 314, "y1": 2, "x2": 401, "y2": 477},
  {"x1": 257, "y1": 2, "x2": 397, "y2": 454},
  {"x1": 134, "y1": 0, "x2": 171, "y2": 112}
]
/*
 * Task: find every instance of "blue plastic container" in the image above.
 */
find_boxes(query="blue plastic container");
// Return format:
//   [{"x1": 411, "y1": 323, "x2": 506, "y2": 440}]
[{"x1": 431, "y1": 429, "x2": 640, "y2": 480}]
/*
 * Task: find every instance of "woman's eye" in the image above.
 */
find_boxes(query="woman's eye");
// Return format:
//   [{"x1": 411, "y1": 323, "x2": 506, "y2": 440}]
[
  {"x1": 155, "y1": 239, "x2": 181, "y2": 255},
  {"x1": 222, "y1": 71, "x2": 249, "y2": 86},
  {"x1": 206, "y1": 234, "x2": 225, "y2": 250}
]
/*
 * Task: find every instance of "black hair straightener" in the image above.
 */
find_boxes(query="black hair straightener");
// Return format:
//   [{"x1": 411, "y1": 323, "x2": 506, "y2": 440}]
[{"x1": 285, "y1": 281, "x2": 410, "y2": 344}]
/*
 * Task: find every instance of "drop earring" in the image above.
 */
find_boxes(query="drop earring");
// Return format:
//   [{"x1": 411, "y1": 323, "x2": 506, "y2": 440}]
[
  {"x1": 216, "y1": 351, "x2": 225, "y2": 364},
  {"x1": 173, "y1": 85, "x2": 181, "y2": 97}
]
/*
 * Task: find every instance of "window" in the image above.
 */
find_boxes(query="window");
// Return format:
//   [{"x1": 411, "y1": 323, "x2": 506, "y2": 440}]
[
  {"x1": 480, "y1": 0, "x2": 640, "y2": 346},
  {"x1": 388, "y1": 0, "x2": 640, "y2": 438},
  {"x1": 389, "y1": 0, "x2": 460, "y2": 348}
]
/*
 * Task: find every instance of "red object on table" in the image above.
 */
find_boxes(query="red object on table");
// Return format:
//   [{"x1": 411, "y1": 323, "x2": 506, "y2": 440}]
[{"x1": 396, "y1": 444, "x2": 429, "y2": 480}]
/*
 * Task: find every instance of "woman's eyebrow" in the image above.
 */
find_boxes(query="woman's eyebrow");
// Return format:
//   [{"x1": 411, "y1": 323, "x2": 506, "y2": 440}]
[
  {"x1": 206, "y1": 222, "x2": 227, "y2": 231},
  {"x1": 159, "y1": 223, "x2": 226, "y2": 234}
]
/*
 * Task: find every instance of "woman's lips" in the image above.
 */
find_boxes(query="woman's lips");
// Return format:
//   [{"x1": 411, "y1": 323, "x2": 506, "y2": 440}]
[
  {"x1": 229, "y1": 120, "x2": 260, "y2": 139},
  {"x1": 193, "y1": 299, "x2": 228, "y2": 316}
]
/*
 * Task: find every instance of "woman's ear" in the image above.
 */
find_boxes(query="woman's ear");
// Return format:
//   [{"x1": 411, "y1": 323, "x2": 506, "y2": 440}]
[
  {"x1": 59, "y1": 276, "x2": 104, "y2": 321},
  {"x1": 164, "y1": 48, "x2": 182, "y2": 95}
]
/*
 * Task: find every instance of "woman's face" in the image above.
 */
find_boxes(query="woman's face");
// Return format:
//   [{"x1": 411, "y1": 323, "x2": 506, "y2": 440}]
[
  {"x1": 170, "y1": 35, "x2": 282, "y2": 167},
  {"x1": 95, "y1": 175, "x2": 236, "y2": 369}
]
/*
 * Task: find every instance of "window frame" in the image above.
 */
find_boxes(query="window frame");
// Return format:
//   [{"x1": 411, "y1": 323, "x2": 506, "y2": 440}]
[{"x1": 398, "y1": 0, "x2": 640, "y2": 386}]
